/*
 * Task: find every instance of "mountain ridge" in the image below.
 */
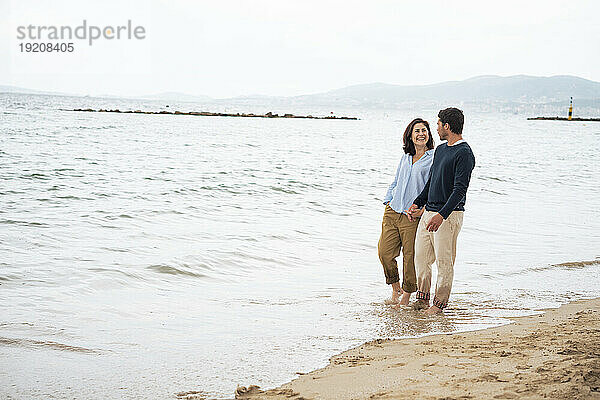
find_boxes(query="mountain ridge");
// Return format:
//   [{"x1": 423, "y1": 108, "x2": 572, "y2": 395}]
[{"x1": 1, "y1": 75, "x2": 599, "y2": 105}]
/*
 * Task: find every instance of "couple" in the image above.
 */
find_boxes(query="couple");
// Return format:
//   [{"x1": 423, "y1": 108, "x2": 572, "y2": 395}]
[{"x1": 378, "y1": 107, "x2": 475, "y2": 315}]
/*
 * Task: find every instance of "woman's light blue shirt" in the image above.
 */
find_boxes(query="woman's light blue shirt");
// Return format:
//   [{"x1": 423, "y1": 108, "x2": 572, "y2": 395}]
[{"x1": 383, "y1": 149, "x2": 434, "y2": 215}]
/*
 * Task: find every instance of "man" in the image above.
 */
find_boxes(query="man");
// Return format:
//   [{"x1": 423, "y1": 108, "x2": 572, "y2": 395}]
[{"x1": 407, "y1": 107, "x2": 475, "y2": 315}]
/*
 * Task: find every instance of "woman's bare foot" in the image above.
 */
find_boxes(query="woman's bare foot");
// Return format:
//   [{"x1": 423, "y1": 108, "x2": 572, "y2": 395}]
[
  {"x1": 391, "y1": 294, "x2": 411, "y2": 310},
  {"x1": 384, "y1": 289, "x2": 401, "y2": 305},
  {"x1": 398, "y1": 290, "x2": 411, "y2": 306}
]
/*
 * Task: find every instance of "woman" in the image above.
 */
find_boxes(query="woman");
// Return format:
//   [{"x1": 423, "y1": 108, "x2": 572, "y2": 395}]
[{"x1": 379, "y1": 118, "x2": 434, "y2": 307}]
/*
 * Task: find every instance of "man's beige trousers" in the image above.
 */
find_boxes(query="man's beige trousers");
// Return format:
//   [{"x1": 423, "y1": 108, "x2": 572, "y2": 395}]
[{"x1": 414, "y1": 210, "x2": 464, "y2": 309}]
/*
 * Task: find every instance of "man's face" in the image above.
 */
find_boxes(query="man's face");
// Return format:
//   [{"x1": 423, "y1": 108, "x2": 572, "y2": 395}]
[{"x1": 437, "y1": 119, "x2": 448, "y2": 140}]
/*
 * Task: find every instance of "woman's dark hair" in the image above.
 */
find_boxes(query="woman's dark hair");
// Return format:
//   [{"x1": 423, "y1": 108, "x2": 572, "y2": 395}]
[
  {"x1": 403, "y1": 118, "x2": 434, "y2": 155},
  {"x1": 438, "y1": 107, "x2": 464, "y2": 134}
]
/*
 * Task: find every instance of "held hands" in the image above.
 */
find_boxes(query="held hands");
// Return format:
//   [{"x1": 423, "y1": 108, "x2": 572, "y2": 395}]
[
  {"x1": 406, "y1": 204, "x2": 444, "y2": 230},
  {"x1": 405, "y1": 204, "x2": 423, "y2": 222}
]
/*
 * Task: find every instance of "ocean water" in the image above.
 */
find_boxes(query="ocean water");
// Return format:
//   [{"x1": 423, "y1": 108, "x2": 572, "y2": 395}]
[{"x1": 1, "y1": 93, "x2": 599, "y2": 399}]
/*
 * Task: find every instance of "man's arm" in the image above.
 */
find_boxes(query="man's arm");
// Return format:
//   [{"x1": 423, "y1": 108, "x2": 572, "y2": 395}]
[{"x1": 437, "y1": 150, "x2": 475, "y2": 219}]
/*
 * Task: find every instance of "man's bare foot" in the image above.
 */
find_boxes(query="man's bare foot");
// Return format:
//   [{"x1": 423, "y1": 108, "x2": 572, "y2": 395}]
[
  {"x1": 425, "y1": 305, "x2": 442, "y2": 315},
  {"x1": 399, "y1": 290, "x2": 411, "y2": 306},
  {"x1": 411, "y1": 299, "x2": 429, "y2": 310}
]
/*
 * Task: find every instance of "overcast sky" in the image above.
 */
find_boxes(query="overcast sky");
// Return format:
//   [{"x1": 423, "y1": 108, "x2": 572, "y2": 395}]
[{"x1": 1, "y1": 0, "x2": 599, "y2": 98}]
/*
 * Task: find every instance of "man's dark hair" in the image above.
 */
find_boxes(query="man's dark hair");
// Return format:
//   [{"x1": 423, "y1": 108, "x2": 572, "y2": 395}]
[
  {"x1": 403, "y1": 118, "x2": 434, "y2": 155},
  {"x1": 438, "y1": 107, "x2": 464, "y2": 135}
]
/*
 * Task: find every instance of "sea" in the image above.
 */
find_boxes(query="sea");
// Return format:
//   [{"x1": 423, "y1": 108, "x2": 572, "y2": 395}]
[{"x1": 1, "y1": 93, "x2": 599, "y2": 399}]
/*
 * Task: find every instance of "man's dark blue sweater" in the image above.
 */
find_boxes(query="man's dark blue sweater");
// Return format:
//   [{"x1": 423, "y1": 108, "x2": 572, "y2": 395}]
[{"x1": 413, "y1": 141, "x2": 475, "y2": 219}]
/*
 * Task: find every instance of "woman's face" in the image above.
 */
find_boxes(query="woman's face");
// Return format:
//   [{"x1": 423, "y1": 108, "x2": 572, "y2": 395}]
[{"x1": 411, "y1": 123, "x2": 429, "y2": 147}]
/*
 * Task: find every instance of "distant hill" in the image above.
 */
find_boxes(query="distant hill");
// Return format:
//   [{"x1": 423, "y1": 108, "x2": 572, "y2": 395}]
[
  {"x1": 0, "y1": 85, "x2": 71, "y2": 97},
  {"x1": 291, "y1": 75, "x2": 600, "y2": 106},
  {"x1": 0, "y1": 86, "x2": 213, "y2": 103},
  {"x1": 2, "y1": 75, "x2": 599, "y2": 109}
]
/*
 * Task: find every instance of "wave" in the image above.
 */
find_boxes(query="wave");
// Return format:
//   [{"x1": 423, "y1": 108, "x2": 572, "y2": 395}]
[
  {"x1": 147, "y1": 264, "x2": 208, "y2": 278},
  {"x1": 269, "y1": 186, "x2": 299, "y2": 194},
  {"x1": 495, "y1": 259, "x2": 600, "y2": 277},
  {"x1": 523, "y1": 259, "x2": 600, "y2": 274},
  {"x1": 0, "y1": 219, "x2": 50, "y2": 227},
  {"x1": 0, "y1": 336, "x2": 100, "y2": 354},
  {"x1": 18, "y1": 173, "x2": 50, "y2": 180},
  {"x1": 551, "y1": 260, "x2": 600, "y2": 269}
]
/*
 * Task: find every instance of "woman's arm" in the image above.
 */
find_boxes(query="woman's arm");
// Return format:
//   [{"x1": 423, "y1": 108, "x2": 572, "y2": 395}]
[{"x1": 382, "y1": 161, "x2": 402, "y2": 204}]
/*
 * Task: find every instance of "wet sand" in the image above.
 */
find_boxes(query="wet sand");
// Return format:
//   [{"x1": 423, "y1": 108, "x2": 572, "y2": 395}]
[{"x1": 235, "y1": 298, "x2": 600, "y2": 400}]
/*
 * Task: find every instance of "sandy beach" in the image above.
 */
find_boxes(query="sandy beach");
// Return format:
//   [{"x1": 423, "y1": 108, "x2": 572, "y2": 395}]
[{"x1": 235, "y1": 298, "x2": 600, "y2": 400}]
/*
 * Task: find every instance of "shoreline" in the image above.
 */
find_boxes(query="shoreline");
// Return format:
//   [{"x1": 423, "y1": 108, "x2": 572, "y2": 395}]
[{"x1": 235, "y1": 298, "x2": 600, "y2": 399}]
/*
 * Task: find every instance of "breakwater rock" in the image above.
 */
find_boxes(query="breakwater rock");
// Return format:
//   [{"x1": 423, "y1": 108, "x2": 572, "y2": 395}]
[
  {"x1": 69, "y1": 108, "x2": 359, "y2": 120},
  {"x1": 527, "y1": 116, "x2": 600, "y2": 122}
]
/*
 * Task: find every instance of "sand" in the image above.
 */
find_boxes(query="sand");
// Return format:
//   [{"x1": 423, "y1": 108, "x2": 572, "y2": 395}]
[{"x1": 235, "y1": 298, "x2": 600, "y2": 400}]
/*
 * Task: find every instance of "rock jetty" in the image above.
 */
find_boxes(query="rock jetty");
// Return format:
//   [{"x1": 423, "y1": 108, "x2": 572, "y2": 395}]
[
  {"x1": 69, "y1": 108, "x2": 359, "y2": 120},
  {"x1": 527, "y1": 116, "x2": 600, "y2": 122}
]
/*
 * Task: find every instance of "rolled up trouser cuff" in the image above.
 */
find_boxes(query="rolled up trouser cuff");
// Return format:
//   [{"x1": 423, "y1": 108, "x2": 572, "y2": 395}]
[
  {"x1": 402, "y1": 282, "x2": 417, "y2": 293},
  {"x1": 416, "y1": 291, "x2": 430, "y2": 301},
  {"x1": 386, "y1": 275, "x2": 400, "y2": 285},
  {"x1": 433, "y1": 297, "x2": 448, "y2": 309}
]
